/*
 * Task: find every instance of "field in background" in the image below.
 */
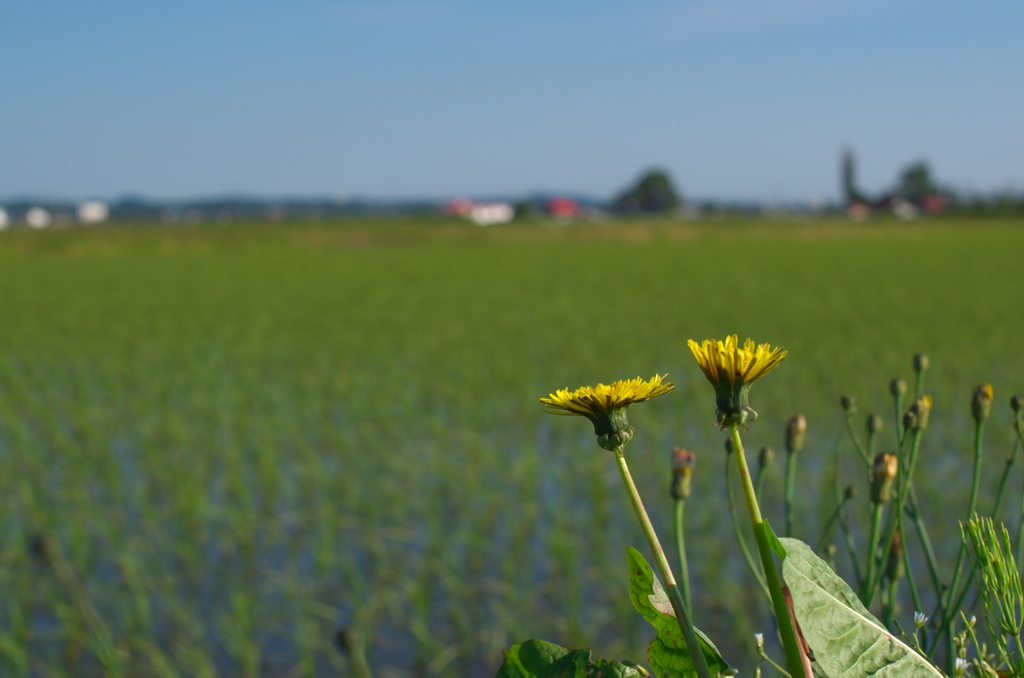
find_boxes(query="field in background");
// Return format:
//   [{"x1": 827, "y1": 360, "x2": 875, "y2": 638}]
[{"x1": 1, "y1": 218, "x2": 1023, "y2": 676}]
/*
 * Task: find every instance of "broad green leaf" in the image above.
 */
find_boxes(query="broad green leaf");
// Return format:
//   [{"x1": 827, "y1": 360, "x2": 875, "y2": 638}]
[
  {"x1": 778, "y1": 538, "x2": 943, "y2": 678},
  {"x1": 626, "y1": 547, "x2": 733, "y2": 678},
  {"x1": 496, "y1": 638, "x2": 648, "y2": 678}
]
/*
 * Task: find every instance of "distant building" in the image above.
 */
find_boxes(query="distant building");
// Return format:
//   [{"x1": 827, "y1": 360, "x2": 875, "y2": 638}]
[
  {"x1": 0, "y1": 207, "x2": 8, "y2": 230},
  {"x1": 77, "y1": 201, "x2": 109, "y2": 224},
  {"x1": 26, "y1": 207, "x2": 52, "y2": 229},
  {"x1": 469, "y1": 203, "x2": 514, "y2": 226},
  {"x1": 546, "y1": 197, "x2": 580, "y2": 219},
  {"x1": 442, "y1": 198, "x2": 473, "y2": 217}
]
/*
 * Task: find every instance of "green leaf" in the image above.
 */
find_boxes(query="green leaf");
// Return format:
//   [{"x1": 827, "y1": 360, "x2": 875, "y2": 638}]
[
  {"x1": 761, "y1": 520, "x2": 786, "y2": 560},
  {"x1": 626, "y1": 547, "x2": 732, "y2": 678},
  {"x1": 778, "y1": 538, "x2": 943, "y2": 678},
  {"x1": 496, "y1": 639, "x2": 648, "y2": 678}
]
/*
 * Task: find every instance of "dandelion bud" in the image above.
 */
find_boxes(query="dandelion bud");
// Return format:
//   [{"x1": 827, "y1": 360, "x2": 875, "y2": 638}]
[
  {"x1": 903, "y1": 410, "x2": 917, "y2": 431},
  {"x1": 598, "y1": 426, "x2": 634, "y2": 451},
  {"x1": 758, "y1": 446, "x2": 774, "y2": 470},
  {"x1": 971, "y1": 384, "x2": 994, "y2": 421},
  {"x1": 871, "y1": 453, "x2": 898, "y2": 504},
  {"x1": 844, "y1": 485, "x2": 857, "y2": 501},
  {"x1": 890, "y1": 378, "x2": 907, "y2": 397},
  {"x1": 670, "y1": 448, "x2": 695, "y2": 500},
  {"x1": 785, "y1": 414, "x2": 807, "y2": 453},
  {"x1": 908, "y1": 395, "x2": 932, "y2": 430},
  {"x1": 1010, "y1": 394, "x2": 1022, "y2": 415},
  {"x1": 724, "y1": 437, "x2": 735, "y2": 455},
  {"x1": 840, "y1": 394, "x2": 857, "y2": 414},
  {"x1": 885, "y1": 529, "x2": 905, "y2": 581},
  {"x1": 913, "y1": 352, "x2": 929, "y2": 374},
  {"x1": 867, "y1": 413, "x2": 884, "y2": 435}
]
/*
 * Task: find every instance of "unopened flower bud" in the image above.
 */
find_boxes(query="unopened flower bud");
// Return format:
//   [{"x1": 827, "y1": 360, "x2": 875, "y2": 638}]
[
  {"x1": 885, "y1": 529, "x2": 905, "y2": 581},
  {"x1": 758, "y1": 446, "x2": 774, "y2": 470},
  {"x1": 903, "y1": 410, "x2": 917, "y2": 431},
  {"x1": 785, "y1": 414, "x2": 807, "y2": 453},
  {"x1": 971, "y1": 384, "x2": 993, "y2": 421},
  {"x1": 754, "y1": 632, "x2": 764, "y2": 652},
  {"x1": 1010, "y1": 394, "x2": 1022, "y2": 416},
  {"x1": 908, "y1": 395, "x2": 932, "y2": 430},
  {"x1": 724, "y1": 437, "x2": 735, "y2": 455},
  {"x1": 870, "y1": 453, "x2": 898, "y2": 504},
  {"x1": 844, "y1": 485, "x2": 857, "y2": 501},
  {"x1": 913, "y1": 353, "x2": 929, "y2": 374},
  {"x1": 598, "y1": 426, "x2": 634, "y2": 451},
  {"x1": 841, "y1": 394, "x2": 857, "y2": 414},
  {"x1": 671, "y1": 448, "x2": 695, "y2": 500},
  {"x1": 867, "y1": 413, "x2": 884, "y2": 435},
  {"x1": 890, "y1": 378, "x2": 907, "y2": 397}
]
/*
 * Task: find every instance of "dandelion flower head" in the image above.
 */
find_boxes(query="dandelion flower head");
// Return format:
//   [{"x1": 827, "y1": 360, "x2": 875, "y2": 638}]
[{"x1": 687, "y1": 335, "x2": 786, "y2": 427}]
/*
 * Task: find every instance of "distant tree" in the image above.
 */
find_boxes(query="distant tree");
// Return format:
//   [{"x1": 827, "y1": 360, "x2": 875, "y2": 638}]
[
  {"x1": 840, "y1": 148, "x2": 866, "y2": 204},
  {"x1": 613, "y1": 170, "x2": 681, "y2": 213},
  {"x1": 894, "y1": 161, "x2": 939, "y2": 201}
]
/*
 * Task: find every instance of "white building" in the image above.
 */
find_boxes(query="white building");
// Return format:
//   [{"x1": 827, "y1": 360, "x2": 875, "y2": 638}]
[
  {"x1": 77, "y1": 201, "x2": 109, "y2": 224},
  {"x1": 469, "y1": 203, "x2": 514, "y2": 226},
  {"x1": 0, "y1": 208, "x2": 9, "y2": 230},
  {"x1": 26, "y1": 207, "x2": 52, "y2": 229}
]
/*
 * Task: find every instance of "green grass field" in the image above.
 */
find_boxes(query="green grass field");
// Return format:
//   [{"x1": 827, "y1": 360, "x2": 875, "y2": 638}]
[{"x1": 1, "y1": 218, "x2": 1023, "y2": 676}]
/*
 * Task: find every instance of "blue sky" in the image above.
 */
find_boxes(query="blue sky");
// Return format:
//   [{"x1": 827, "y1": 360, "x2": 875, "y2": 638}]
[{"x1": 2, "y1": 1, "x2": 1022, "y2": 202}]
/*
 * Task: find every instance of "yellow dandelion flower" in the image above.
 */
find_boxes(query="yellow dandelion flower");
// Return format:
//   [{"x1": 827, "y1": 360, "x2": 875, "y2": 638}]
[
  {"x1": 687, "y1": 335, "x2": 787, "y2": 427},
  {"x1": 541, "y1": 375, "x2": 674, "y2": 450}
]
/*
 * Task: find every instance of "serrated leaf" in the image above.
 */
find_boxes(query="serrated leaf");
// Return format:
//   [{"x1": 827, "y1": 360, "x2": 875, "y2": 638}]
[
  {"x1": 778, "y1": 538, "x2": 943, "y2": 678},
  {"x1": 496, "y1": 638, "x2": 647, "y2": 678},
  {"x1": 626, "y1": 547, "x2": 732, "y2": 678}
]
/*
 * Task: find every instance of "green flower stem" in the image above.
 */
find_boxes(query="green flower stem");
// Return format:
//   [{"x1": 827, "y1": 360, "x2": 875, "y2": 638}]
[
  {"x1": 844, "y1": 415, "x2": 871, "y2": 468},
  {"x1": 726, "y1": 449, "x2": 771, "y2": 601},
  {"x1": 614, "y1": 449, "x2": 712, "y2": 678},
  {"x1": 862, "y1": 503, "x2": 884, "y2": 606},
  {"x1": 815, "y1": 489, "x2": 854, "y2": 553},
  {"x1": 867, "y1": 429, "x2": 922, "y2": 605},
  {"x1": 893, "y1": 391, "x2": 905, "y2": 448},
  {"x1": 830, "y1": 426, "x2": 864, "y2": 589},
  {"x1": 930, "y1": 418, "x2": 987, "y2": 667},
  {"x1": 673, "y1": 498, "x2": 692, "y2": 617},
  {"x1": 898, "y1": 504, "x2": 924, "y2": 620},
  {"x1": 906, "y1": 486, "x2": 942, "y2": 597},
  {"x1": 784, "y1": 449, "x2": 797, "y2": 538},
  {"x1": 729, "y1": 425, "x2": 807, "y2": 678},
  {"x1": 755, "y1": 463, "x2": 769, "y2": 502},
  {"x1": 991, "y1": 435, "x2": 1021, "y2": 522}
]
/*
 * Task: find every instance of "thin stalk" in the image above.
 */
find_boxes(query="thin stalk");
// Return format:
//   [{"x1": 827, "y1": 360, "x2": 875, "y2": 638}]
[
  {"x1": 816, "y1": 490, "x2": 854, "y2": 553},
  {"x1": 785, "y1": 449, "x2": 797, "y2": 538},
  {"x1": 844, "y1": 415, "x2": 872, "y2": 468},
  {"x1": 906, "y1": 486, "x2": 943, "y2": 597},
  {"x1": 899, "y1": 512, "x2": 924, "y2": 620},
  {"x1": 893, "y1": 391, "x2": 905, "y2": 448},
  {"x1": 730, "y1": 425, "x2": 807, "y2": 678},
  {"x1": 726, "y1": 450, "x2": 771, "y2": 601},
  {"x1": 992, "y1": 436, "x2": 1021, "y2": 522},
  {"x1": 862, "y1": 503, "x2": 884, "y2": 606},
  {"x1": 940, "y1": 418, "x2": 986, "y2": 671},
  {"x1": 867, "y1": 429, "x2": 922, "y2": 605},
  {"x1": 832, "y1": 425, "x2": 863, "y2": 588},
  {"x1": 615, "y1": 449, "x2": 712, "y2": 678},
  {"x1": 755, "y1": 463, "x2": 769, "y2": 502},
  {"x1": 673, "y1": 498, "x2": 692, "y2": 617}
]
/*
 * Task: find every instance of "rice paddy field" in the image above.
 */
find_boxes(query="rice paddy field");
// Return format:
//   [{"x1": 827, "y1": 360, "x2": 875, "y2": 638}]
[{"x1": 1, "y1": 217, "x2": 1023, "y2": 677}]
